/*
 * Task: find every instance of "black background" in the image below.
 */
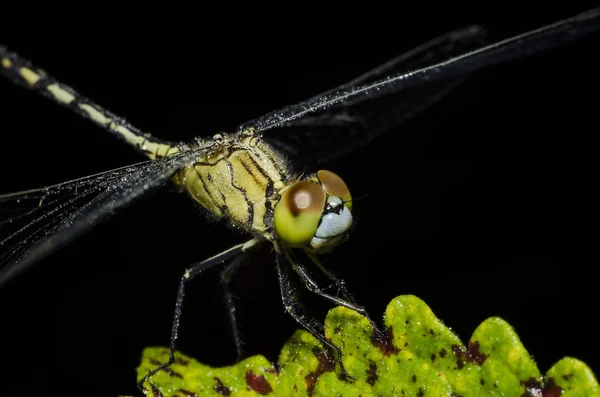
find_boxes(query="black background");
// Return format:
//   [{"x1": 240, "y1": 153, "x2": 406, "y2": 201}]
[{"x1": 1, "y1": 5, "x2": 598, "y2": 397}]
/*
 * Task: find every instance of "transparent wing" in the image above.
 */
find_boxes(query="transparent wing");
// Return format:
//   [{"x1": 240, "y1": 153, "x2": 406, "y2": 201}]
[
  {"x1": 306, "y1": 25, "x2": 486, "y2": 103},
  {"x1": 255, "y1": 25, "x2": 486, "y2": 165},
  {"x1": 240, "y1": 8, "x2": 600, "y2": 166},
  {"x1": 0, "y1": 146, "x2": 209, "y2": 287}
]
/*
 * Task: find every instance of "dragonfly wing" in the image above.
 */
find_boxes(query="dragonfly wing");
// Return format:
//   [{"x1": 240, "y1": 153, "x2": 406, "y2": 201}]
[
  {"x1": 258, "y1": 26, "x2": 487, "y2": 166},
  {"x1": 0, "y1": 146, "x2": 208, "y2": 287},
  {"x1": 259, "y1": 77, "x2": 470, "y2": 167},
  {"x1": 307, "y1": 25, "x2": 486, "y2": 102},
  {"x1": 240, "y1": 8, "x2": 600, "y2": 168}
]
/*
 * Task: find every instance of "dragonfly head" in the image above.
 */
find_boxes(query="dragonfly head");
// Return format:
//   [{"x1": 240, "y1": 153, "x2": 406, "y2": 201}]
[{"x1": 274, "y1": 170, "x2": 352, "y2": 253}]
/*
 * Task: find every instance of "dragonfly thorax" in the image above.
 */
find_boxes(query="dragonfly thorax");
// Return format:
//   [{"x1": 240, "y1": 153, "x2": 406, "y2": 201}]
[
  {"x1": 175, "y1": 129, "x2": 353, "y2": 253},
  {"x1": 274, "y1": 170, "x2": 353, "y2": 253},
  {"x1": 175, "y1": 130, "x2": 289, "y2": 238}
]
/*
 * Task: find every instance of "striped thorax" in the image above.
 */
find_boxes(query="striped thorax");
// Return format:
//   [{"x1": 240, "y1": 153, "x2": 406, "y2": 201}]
[
  {"x1": 174, "y1": 128, "x2": 289, "y2": 240},
  {"x1": 0, "y1": 49, "x2": 355, "y2": 253},
  {"x1": 174, "y1": 128, "x2": 354, "y2": 252}
]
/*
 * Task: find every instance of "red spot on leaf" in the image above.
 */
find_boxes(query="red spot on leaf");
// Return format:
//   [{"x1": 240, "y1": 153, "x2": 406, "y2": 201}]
[
  {"x1": 543, "y1": 378, "x2": 563, "y2": 397},
  {"x1": 305, "y1": 347, "x2": 337, "y2": 396},
  {"x1": 245, "y1": 370, "x2": 273, "y2": 395},
  {"x1": 371, "y1": 328, "x2": 400, "y2": 356}
]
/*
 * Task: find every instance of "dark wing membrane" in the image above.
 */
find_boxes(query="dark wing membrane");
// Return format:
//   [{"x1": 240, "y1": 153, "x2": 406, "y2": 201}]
[
  {"x1": 239, "y1": 8, "x2": 600, "y2": 167},
  {"x1": 257, "y1": 26, "x2": 487, "y2": 166},
  {"x1": 305, "y1": 25, "x2": 486, "y2": 104},
  {"x1": 0, "y1": 146, "x2": 207, "y2": 287}
]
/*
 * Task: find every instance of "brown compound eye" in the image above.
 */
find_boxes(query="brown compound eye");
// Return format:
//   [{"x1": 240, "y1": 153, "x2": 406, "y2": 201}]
[
  {"x1": 274, "y1": 181, "x2": 326, "y2": 247},
  {"x1": 317, "y1": 170, "x2": 352, "y2": 210}
]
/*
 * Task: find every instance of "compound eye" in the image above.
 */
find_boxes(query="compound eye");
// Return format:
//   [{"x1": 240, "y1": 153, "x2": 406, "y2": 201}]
[
  {"x1": 274, "y1": 181, "x2": 326, "y2": 247},
  {"x1": 317, "y1": 170, "x2": 352, "y2": 210}
]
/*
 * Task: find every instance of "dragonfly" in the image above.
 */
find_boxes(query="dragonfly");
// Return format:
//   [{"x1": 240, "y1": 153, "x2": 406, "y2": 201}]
[{"x1": 1, "y1": 7, "x2": 599, "y2": 394}]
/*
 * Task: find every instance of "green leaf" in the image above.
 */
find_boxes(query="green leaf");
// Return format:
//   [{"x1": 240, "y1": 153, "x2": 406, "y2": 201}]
[{"x1": 134, "y1": 295, "x2": 599, "y2": 397}]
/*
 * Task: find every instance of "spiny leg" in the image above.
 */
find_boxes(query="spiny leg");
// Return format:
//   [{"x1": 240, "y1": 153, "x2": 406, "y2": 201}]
[
  {"x1": 289, "y1": 250, "x2": 382, "y2": 335},
  {"x1": 219, "y1": 251, "x2": 253, "y2": 361},
  {"x1": 275, "y1": 252, "x2": 355, "y2": 380},
  {"x1": 302, "y1": 256, "x2": 386, "y2": 352},
  {"x1": 303, "y1": 249, "x2": 357, "y2": 302},
  {"x1": 137, "y1": 239, "x2": 259, "y2": 393}
]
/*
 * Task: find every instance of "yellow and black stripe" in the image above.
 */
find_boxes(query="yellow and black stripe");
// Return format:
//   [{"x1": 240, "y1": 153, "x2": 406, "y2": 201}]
[
  {"x1": 1, "y1": 45, "x2": 296, "y2": 240},
  {"x1": 176, "y1": 130, "x2": 291, "y2": 239},
  {"x1": 0, "y1": 45, "x2": 179, "y2": 160}
]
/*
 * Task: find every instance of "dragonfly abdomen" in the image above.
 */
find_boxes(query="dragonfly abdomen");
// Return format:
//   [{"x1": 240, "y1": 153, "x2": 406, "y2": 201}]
[
  {"x1": 176, "y1": 130, "x2": 290, "y2": 238},
  {"x1": 1, "y1": 46, "x2": 178, "y2": 161}
]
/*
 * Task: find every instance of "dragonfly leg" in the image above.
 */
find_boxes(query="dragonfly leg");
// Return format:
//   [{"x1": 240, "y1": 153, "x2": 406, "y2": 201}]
[
  {"x1": 219, "y1": 253, "x2": 250, "y2": 361},
  {"x1": 288, "y1": 250, "x2": 382, "y2": 336},
  {"x1": 302, "y1": 249, "x2": 358, "y2": 302},
  {"x1": 137, "y1": 239, "x2": 259, "y2": 393},
  {"x1": 275, "y1": 252, "x2": 356, "y2": 380},
  {"x1": 322, "y1": 269, "x2": 355, "y2": 302}
]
